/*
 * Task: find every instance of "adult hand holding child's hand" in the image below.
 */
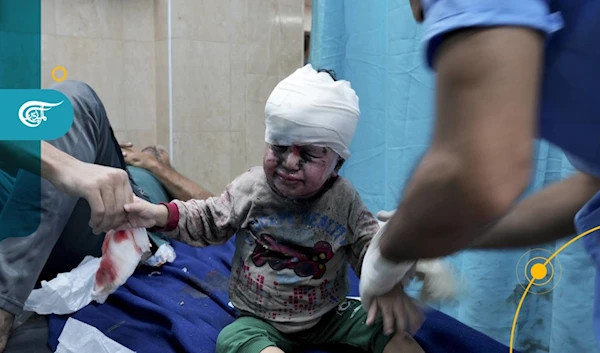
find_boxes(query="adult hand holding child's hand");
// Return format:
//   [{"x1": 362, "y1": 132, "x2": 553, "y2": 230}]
[
  {"x1": 123, "y1": 196, "x2": 168, "y2": 229},
  {"x1": 366, "y1": 282, "x2": 425, "y2": 336},
  {"x1": 46, "y1": 149, "x2": 133, "y2": 235},
  {"x1": 361, "y1": 209, "x2": 425, "y2": 335},
  {"x1": 360, "y1": 220, "x2": 416, "y2": 311}
]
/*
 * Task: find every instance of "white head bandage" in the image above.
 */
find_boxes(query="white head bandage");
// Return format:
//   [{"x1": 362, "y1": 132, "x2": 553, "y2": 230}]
[{"x1": 264, "y1": 64, "x2": 360, "y2": 160}]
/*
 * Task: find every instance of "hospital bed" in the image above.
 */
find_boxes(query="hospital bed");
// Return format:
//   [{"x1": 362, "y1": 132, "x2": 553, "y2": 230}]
[
  {"x1": 7, "y1": 167, "x2": 522, "y2": 353},
  {"x1": 45, "y1": 237, "x2": 521, "y2": 353}
]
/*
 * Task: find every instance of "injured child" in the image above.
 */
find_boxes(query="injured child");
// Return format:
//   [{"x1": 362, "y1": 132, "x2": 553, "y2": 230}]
[{"x1": 122, "y1": 64, "x2": 457, "y2": 353}]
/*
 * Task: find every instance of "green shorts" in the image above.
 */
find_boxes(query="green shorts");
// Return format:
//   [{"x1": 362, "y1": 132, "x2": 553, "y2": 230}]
[{"x1": 216, "y1": 299, "x2": 392, "y2": 353}]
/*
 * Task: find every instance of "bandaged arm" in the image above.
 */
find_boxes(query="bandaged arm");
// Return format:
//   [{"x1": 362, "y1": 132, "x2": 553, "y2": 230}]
[
  {"x1": 359, "y1": 222, "x2": 416, "y2": 310},
  {"x1": 343, "y1": 198, "x2": 416, "y2": 309}
]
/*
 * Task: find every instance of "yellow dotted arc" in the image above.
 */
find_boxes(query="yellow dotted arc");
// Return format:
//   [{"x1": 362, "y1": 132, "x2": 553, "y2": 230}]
[{"x1": 510, "y1": 225, "x2": 600, "y2": 352}]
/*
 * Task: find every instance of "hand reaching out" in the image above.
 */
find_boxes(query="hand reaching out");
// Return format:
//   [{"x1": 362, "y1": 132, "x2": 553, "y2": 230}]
[
  {"x1": 144, "y1": 145, "x2": 171, "y2": 167},
  {"x1": 123, "y1": 196, "x2": 169, "y2": 229},
  {"x1": 120, "y1": 142, "x2": 170, "y2": 169},
  {"x1": 359, "y1": 220, "x2": 416, "y2": 310},
  {"x1": 362, "y1": 208, "x2": 425, "y2": 335}
]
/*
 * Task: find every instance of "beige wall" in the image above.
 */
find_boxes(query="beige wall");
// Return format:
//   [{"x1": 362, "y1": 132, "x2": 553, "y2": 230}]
[
  {"x1": 304, "y1": 2, "x2": 312, "y2": 32},
  {"x1": 167, "y1": 0, "x2": 305, "y2": 194},
  {"x1": 41, "y1": 0, "x2": 305, "y2": 195},
  {"x1": 41, "y1": 0, "x2": 158, "y2": 150}
]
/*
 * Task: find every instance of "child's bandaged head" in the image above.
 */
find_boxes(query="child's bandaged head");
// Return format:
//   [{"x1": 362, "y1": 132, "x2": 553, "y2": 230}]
[{"x1": 264, "y1": 64, "x2": 360, "y2": 160}]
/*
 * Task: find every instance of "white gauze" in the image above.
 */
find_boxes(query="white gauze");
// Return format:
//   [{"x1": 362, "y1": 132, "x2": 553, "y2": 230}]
[
  {"x1": 360, "y1": 221, "x2": 416, "y2": 311},
  {"x1": 264, "y1": 64, "x2": 360, "y2": 159},
  {"x1": 360, "y1": 210, "x2": 458, "y2": 311}
]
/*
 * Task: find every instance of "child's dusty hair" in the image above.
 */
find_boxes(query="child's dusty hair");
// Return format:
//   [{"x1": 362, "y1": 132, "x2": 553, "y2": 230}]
[{"x1": 316, "y1": 68, "x2": 337, "y2": 81}]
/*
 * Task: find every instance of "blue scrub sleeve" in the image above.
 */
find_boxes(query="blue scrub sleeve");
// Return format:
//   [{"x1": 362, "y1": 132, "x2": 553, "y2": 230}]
[
  {"x1": 420, "y1": 0, "x2": 564, "y2": 69},
  {"x1": 565, "y1": 153, "x2": 600, "y2": 179},
  {"x1": 574, "y1": 189, "x2": 600, "y2": 346}
]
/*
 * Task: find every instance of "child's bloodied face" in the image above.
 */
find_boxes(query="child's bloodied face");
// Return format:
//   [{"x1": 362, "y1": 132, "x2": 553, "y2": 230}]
[{"x1": 263, "y1": 143, "x2": 340, "y2": 199}]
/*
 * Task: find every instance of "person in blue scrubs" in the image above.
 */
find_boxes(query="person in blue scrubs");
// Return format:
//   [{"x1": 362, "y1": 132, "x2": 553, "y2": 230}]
[{"x1": 363, "y1": 0, "x2": 600, "y2": 340}]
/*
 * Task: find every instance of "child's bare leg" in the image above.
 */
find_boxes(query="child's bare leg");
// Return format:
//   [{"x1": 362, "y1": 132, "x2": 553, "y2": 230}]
[
  {"x1": 260, "y1": 347, "x2": 285, "y2": 353},
  {"x1": 383, "y1": 332, "x2": 425, "y2": 353}
]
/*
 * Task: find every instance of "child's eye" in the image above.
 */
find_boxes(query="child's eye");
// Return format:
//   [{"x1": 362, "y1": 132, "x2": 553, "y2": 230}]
[
  {"x1": 271, "y1": 145, "x2": 288, "y2": 153},
  {"x1": 301, "y1": 152, "x2": 318, "y2": 160},
  {"x1": 301, "y1": 148, "x2": 323, "y2": 160}
]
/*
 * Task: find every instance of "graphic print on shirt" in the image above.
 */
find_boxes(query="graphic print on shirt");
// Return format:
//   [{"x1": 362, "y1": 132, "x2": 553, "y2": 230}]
[
  {"x1": 250, "y1": 211, "x2": 348, "y2": 244},
  {"x1": 251, "y1": 233, "x2": 334, "y2": 279}
]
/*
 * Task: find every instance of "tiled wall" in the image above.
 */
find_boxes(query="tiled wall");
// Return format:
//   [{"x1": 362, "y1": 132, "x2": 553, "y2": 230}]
[
  {"x1": 41, "y1": 0, "x2": 157, "y2": 149},
  {"x1": 154, "y1": 0, "x2": 170, "y2": 152},
  {"x1": 41, "y1": 0, "x2": 305, "y2": 195},
  {"x1": 167, "y1": 0, "x2": 305, "y2": 194}
]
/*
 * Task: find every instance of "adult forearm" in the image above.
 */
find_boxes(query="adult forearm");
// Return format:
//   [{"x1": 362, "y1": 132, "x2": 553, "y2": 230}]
[
  {"x1": 377, "y1": 28, "x2": 546, "y2": 262},
  {"x1": 379, "y1": 150, "x2": 528, "y2": 262},
  {"x1": 471, "y1": 172, "x2": 600, "y2": 249},
  {"x1": 0, "y1": 141, "x2": 42, "y2": 176},
  {"x1": 146, "y1": 162, "x2": 212, "y2": 201},
  {"x1": 0, "y1": 140, "x2": 77, "y2": 184}
]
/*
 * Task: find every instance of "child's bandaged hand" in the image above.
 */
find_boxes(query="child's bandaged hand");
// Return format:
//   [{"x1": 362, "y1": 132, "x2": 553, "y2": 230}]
[
  {"x1": 361, "y1": 208, "x2": 459, "y2": 310},
  {"x1": 365, "y1": 282, "x2": 425, "y2": 336},
  {"x1": 360, "y1": 221, "x2": 416, "y2": 311}
]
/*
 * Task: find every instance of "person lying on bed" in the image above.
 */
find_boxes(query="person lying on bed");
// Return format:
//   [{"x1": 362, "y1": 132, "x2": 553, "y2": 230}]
[
  {"x1": 0, "y1": 80, "x2": 211, "y2": 353},
  {"x1": 122, "y1": 64, "x2": 426, "y2": 353},
  {"x1": 119, "y1": 142, "x2": 212, "y2": 202}
]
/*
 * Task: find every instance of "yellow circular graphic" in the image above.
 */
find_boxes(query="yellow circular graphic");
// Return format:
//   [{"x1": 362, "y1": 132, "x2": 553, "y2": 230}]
[
  {"x1": 515, "y1": 249, "x2": 561, "y2": 295},
  {"x1": 510, "y1": 225, "x2": 600, "y2": 352},
  {"x1": 51, "y1": 66, "x2": 68, "y2": 82},
  {"x1": 530, "y1": 263, "x2": 547, "y2": 280},
  {"x1": 524, "y1": 256, "x2": 555, "y2": 287}
]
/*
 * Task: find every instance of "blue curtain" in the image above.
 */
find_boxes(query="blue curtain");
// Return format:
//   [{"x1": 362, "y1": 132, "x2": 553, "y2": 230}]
[{"x1": 310, "y1": 1, "x2": 598, "y2": 352}]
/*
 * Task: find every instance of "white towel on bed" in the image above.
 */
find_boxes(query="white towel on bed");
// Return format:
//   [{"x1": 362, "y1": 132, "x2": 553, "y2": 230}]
[{"x1": 55, "y1": 318, "x2": 135, "y2": 353}]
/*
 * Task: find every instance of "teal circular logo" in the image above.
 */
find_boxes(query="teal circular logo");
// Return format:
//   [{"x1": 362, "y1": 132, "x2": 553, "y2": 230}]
[{"x1": 0, "y1": 89, "x2": 74, "y2": 140}]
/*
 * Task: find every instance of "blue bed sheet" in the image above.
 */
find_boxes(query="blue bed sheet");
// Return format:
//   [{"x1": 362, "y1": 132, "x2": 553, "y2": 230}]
[{"x1": 47, "y1": 238, "x2": 519, "y2": 353}]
